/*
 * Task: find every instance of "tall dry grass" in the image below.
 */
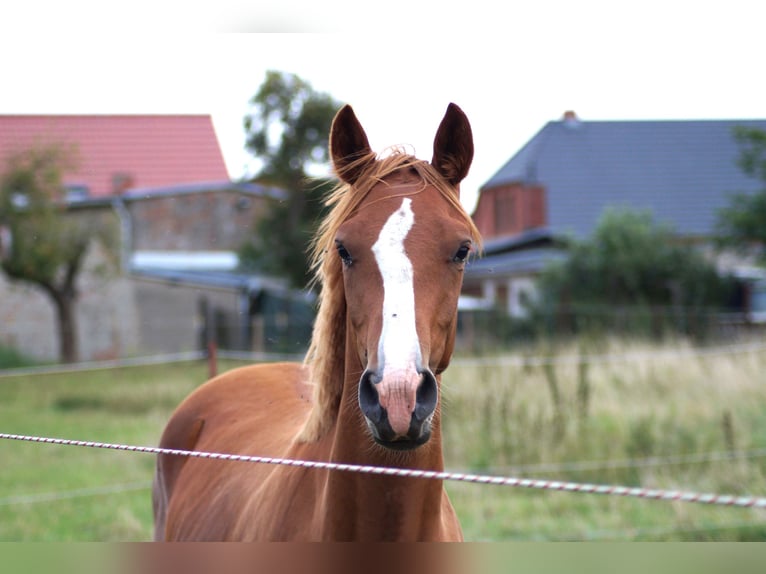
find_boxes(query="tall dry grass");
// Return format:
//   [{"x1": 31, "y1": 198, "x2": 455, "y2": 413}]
[{"x1": 441, "y1": 337, "x2": 766, "y2": 540}]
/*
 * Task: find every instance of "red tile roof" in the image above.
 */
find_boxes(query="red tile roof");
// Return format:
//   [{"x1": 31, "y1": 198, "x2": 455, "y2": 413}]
[{"x1": 0, "y1": 115, "x2": 230, "y2": 197}]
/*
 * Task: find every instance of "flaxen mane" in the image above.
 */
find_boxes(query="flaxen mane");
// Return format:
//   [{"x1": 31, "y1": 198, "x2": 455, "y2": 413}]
[{"x1": 298, "y1": 149, "x2": 481, "y2": 441}]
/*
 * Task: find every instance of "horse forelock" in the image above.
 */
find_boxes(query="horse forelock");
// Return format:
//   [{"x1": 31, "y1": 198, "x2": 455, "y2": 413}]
[{"x1": 298, "y1": 150, "x2": 481, "y2": 442}]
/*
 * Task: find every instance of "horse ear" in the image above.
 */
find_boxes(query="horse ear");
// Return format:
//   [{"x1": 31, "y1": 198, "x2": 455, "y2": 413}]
[
  {"x1": 330, "y1": 105, "x2": 374, "y2": 185},
  {"x1": 431, "y1": 103, "x2": 474, "y2": 188}
]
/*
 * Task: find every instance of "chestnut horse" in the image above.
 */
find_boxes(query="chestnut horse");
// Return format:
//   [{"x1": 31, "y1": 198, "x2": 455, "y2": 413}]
[{"x1": 152, "y1": 103, "x2": 480, "y2": 541}]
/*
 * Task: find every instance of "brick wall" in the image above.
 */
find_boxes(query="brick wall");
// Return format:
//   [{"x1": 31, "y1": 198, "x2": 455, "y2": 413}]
[
  {"x1": 128, "y1": 190, "x2": 269, "y2": 251},
  {"x1": 472, "y1": 183, "x2": 547, "y2": 239}
]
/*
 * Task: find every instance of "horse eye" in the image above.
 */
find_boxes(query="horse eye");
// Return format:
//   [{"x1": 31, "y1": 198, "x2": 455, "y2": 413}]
[
  {"x1": 336, "y1": 242, "x2": 353, "y2": 266},
  {"x1": 452, "y1": 243, "x2": 471, "y2": 263}
]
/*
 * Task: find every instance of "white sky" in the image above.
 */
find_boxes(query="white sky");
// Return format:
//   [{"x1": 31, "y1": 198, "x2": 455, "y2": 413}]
[{"x1": 2, "y1": 1, "x2": 765, "y2": 211}]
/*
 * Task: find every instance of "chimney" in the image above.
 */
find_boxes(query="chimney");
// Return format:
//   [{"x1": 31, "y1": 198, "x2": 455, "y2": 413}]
[{"x1": 562, "y1": 110, "x2": 580, "y2": 128}]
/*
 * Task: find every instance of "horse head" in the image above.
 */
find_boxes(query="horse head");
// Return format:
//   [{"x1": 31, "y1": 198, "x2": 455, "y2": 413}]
[{"x1": 328, "y1": 104, "x2": 477, "y2": 450}]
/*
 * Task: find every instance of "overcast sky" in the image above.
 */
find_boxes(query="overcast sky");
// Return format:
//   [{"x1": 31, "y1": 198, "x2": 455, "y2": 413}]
[{"x1": 2, "y1": 1, "x2": 764, "y2": 211}]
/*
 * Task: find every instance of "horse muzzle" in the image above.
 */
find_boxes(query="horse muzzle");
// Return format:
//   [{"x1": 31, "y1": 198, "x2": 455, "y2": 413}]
[{"x1": 358, "y1": 367, "x2": 438, "y2": 450}]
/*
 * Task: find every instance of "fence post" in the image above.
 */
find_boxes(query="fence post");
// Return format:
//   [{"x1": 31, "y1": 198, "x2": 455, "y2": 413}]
[
  {"x1": 207, "y1": 338, "x2": 217, "y2": 379},
  {"x1": 199, "y1": 296, "x2": 217, "y2": 379}
]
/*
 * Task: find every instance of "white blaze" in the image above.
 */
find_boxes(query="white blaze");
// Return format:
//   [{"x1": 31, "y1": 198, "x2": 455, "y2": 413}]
[{"x1": 371, "y1": 198, "x2": 420, "y2": 374}]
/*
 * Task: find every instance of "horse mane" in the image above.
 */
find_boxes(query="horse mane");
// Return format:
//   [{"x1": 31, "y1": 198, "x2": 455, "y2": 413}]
[{"x1": 297, "y1": 149, "x2": 482, "y2": 441}]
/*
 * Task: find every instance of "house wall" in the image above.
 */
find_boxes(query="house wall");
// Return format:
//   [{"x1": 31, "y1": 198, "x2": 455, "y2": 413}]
[
  {"x1": 129, "y1": 277, "x2": 315, "y2": 355},
  {"x1": 128, "y1": 190, "x2": 269, "y2": 251},
  {"x1": 465, "y1": 183, "x2": 548, "y2": 316},
  {"x1": 478, "y1": 275, "x2": 538, "y2": 317},
  {"x1": 0, "y1": 239, "x2": 140, "y2": 362},
  {"x1": 0, "y1": 277, "x2": 57, "y2": 360},
  {"x1": 130, "y1": 277, "x2": 244, "y2": 354},
  {"x1": 472, "y1": 183, "x2": 546, "y2": 239}
]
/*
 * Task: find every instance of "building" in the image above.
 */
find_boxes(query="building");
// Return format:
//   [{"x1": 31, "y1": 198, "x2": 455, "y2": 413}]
[
  {"x1": 464, "y1": 112, "x2": 766, "y2": 320},
  {"x1": 0, "y1": 115, "x2": 306, "y2": 363}
]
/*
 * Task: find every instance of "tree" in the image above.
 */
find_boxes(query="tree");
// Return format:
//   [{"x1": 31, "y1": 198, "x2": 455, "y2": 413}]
[
  {"x1": 240, "y1": 70, "x2": 342, "y2": 288},
  {"x1": 716, "y1": 127, "x2": 766, "y2": 264},
  {"x1": 529, "y1": 209, "x2": 731, "y2": 337},
  {"x1": 0, "y1": 143, "x2": 115, "y2": 363}
]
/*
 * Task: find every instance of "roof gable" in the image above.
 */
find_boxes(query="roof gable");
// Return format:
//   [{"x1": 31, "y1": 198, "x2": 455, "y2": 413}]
[
  {"x1": 482, "y1": 118, "x2": 766, "y2": 238},
  {"x1": 0, "y1": 115, "x2": 230, "y2": 197}
]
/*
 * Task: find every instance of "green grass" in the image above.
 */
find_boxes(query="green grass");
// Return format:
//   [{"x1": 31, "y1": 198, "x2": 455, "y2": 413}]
[
  {"x1": 0, "y1": 361, "x2": 214, "y2": 541},
  {"x1": 1, "y1": 340, "x2": 766, "y2": 541}
]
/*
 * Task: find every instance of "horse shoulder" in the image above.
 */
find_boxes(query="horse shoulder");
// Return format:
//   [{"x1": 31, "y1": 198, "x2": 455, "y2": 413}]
[
  {"x1": 154, "y1": 361, "x2": 312, "y2": 540},
  {"x1": 162, "y1": 361, "x2": 312, "y2": 449}
]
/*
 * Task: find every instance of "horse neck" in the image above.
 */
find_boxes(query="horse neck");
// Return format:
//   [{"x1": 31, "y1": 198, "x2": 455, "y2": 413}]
[{"x1": 317, "y1": 344, "x2": 451, "y2": 541}]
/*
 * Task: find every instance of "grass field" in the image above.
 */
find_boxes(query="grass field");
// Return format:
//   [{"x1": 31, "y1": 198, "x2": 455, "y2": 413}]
[{"x1": 1, "y1": 339, "x2": 766, "y2": 541}]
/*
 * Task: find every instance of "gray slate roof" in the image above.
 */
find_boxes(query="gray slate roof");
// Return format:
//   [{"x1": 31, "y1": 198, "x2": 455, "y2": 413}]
[
  {"x1": 483, "y1": 118, "x2": 766, "y2": 239},
  {"x1": 465, "y1": 245, "x2": 567, "y2": 279}
]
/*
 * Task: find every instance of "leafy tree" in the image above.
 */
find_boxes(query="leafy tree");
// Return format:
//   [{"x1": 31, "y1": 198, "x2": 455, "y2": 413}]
[
  {"x1": 529, "y1": 209, "x2": 732, "y2": 337},
  {"x1": 0, "y1": 143, "x2": 115, "y2": 363},
  {"x1": 716, "y1": 127, "x2": 766, "y2": 263},
  {"x1": 240, "y1": 70, "x2": 342, "y2": 288}
]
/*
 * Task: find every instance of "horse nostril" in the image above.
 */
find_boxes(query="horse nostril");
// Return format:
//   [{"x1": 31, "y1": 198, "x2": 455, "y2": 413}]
[
  {"x1": 358, "y1": 369, "x2": 383, "y2": 424},
  {"x1": 414, "y1": 370, "x2": 438, "y2": 421}
]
